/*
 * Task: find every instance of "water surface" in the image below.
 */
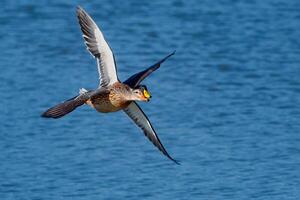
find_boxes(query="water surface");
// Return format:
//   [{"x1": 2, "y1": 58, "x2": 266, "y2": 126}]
[{"x1": 1, "y1": 0, "x2": 300, "y2": 199}]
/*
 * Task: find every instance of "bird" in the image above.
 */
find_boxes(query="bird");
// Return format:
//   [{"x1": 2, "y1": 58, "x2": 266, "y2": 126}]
[{"x1": 41, "y1": 6, "x2": 179, "y2": 164}]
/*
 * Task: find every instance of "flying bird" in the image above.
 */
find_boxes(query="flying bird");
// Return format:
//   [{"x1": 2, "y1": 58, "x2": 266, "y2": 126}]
[{"x1": 42, "y1": 6, "x2": 178, "y2": 164}]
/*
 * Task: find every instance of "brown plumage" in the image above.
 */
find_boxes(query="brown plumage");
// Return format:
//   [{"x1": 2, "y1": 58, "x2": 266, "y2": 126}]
[
  {"x1": 87, "y1": 82, "x2": 132, "y2": 113},
  {"x1": 41, "y1": 6, "x2": 179, "y2": 164}
]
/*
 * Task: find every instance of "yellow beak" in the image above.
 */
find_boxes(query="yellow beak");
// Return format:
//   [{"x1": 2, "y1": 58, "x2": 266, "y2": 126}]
[{"x1": 143, "y1": 89, "x2": 151, "y2": 99}]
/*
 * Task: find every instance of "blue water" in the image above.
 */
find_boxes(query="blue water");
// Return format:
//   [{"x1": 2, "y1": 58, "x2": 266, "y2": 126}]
[{"x1": 1, "y1": 0, "x2": 300, "y2": 199}]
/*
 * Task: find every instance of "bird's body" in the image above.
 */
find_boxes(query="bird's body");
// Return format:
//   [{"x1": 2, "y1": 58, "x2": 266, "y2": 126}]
[
  {"x1": 86, "y1": 82, "x2": 135, "y2": 113},
  {"x1": 41, "y1": 6, "x2": 179, "y2": 164}
]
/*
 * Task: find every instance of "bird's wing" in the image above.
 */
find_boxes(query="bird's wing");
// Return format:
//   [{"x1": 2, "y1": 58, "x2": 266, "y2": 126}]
[
  {"x1": 123, "y1": 51, "x2": 175, "y2": 88},
  {"x1": 77, "y1": 6, "x2": 119, "y2": 87},
  {"x1": 123, "y1": 102, "x2": 179, "y2": 164},
  {"x1": 41, "y1": 94, "x2": 89, "y2": 119}
]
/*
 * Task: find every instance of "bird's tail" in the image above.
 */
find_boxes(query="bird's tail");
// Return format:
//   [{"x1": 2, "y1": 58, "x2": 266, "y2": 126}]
[{"x1": 41, "y1": 88, "x2": 90, "y2": 119}]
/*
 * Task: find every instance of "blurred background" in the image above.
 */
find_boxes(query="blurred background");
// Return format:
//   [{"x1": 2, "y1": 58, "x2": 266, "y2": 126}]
[{"x1": 1, "y1": 0, "x2": 300, "y2": 199}]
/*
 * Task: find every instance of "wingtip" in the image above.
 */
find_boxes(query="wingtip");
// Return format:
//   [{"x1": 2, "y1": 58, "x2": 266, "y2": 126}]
[
  {"x1": 76, "y1": 5, "x2": 83, "y2": 11},
  {"x1": 41, "y1": 111, "x2": 52, "y2": 118},
  {"x1": 167, "y1": 154, "x2": 180, "y2": 165},
  {"x1": 41, "y1": 111, "x2": 57, "y2": 119},
  {"x1": 76, "y1": 5, "x2": 86, "y2": 16},
  {"x1": 166, "y1": 50, "x2": 176, "y2": 59},
  {"x1": 164, "y1": 149, "x2": 180, "y2": 165},
  {"x1": 172, "y1": 158, "x2": 181, "y2": 165}
]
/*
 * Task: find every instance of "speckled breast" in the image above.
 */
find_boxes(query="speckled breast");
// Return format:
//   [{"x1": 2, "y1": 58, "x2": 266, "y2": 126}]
[{"x1": 88, "y1": 89, "x2": 130, "y2": 113}]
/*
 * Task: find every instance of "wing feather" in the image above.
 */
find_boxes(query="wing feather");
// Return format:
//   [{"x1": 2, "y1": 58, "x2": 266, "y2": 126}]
[
  {"x1": 77, "y1": 6, "x2": 119, "y2": 87},
  {"x1": 124, "y1": 102, "x2": 179, "y2": 164},
  {"x1": 124, "y1": 51, "x2": 175, "y2": 88}
]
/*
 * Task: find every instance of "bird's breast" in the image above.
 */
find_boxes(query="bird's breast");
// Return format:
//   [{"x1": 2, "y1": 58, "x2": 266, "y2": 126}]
[{"x1": 89, "y1": 90, "x2": 130, "y2": 113}]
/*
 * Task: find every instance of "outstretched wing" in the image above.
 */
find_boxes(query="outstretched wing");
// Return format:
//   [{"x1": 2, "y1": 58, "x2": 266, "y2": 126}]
[
  {"x1": 123, "y1": 102, "x2": 179, "y2": 164},
  {"x1": 124, "y1": 51, "x2": 175, "y2": 88},
  {"x1": 41, "y1": 95, "x2": 88, "y2": 119},
  {"x1": 77, "y1": 6, "x2": 119, "y2": 87}
]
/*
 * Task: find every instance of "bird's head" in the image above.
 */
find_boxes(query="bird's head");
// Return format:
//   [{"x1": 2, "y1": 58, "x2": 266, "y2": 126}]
[{"x1": 131, "y1": 85, "x2": 151, "y2": 102}]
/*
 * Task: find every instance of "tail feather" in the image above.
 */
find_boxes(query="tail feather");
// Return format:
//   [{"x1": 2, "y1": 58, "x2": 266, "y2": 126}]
[{"x1": 41, "y1": 95, "x2": 86, "y2": 119}]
